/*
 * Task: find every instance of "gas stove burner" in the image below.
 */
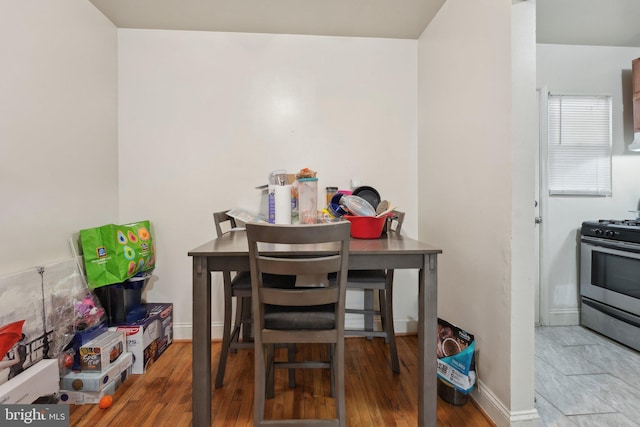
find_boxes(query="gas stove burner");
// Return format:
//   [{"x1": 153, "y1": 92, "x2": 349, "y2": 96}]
[
  {"x1": 597, "y1": 219, "x2": 640, "y2": 227},
  {"x1": 582, "y1": 219, "x2": 640, "y2": 245}
]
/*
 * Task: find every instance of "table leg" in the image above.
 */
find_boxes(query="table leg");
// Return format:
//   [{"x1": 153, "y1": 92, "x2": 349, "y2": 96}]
[
  {"x1": 418, "y1": 253, "x2": 438, "y2": 427},
  {"x1": 192, "y1": 256, "x2": 212, "y2": 427}
]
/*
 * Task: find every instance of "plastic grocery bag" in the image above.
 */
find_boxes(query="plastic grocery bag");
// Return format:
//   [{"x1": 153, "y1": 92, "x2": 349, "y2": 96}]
[
  {"x1": 436, "y1": 318, "x2": 476, "y2": 393},
  {"x1": 79, "y1": 220, "x2": 155, "y2": 289}
]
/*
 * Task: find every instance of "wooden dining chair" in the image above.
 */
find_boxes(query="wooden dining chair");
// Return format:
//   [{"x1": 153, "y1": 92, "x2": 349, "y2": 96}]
[
  {"x1": 344, "y1": 211, "x2": 405, "y2": 373},
  {"x1": 213, "y1": 210, "x2": 253, "y2": 389},
  {"x1": 247, "y1": 221, "x2": 351, "y2": 427}
]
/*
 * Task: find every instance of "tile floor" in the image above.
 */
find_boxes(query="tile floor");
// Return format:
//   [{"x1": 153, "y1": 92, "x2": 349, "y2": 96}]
[{"x1": 535, "y1": 325, "x2": 640, "y2": 426}]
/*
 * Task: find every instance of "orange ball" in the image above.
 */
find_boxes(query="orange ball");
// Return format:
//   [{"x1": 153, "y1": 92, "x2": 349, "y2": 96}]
[{"x1": 99, "y1": 395, "x2": 113, "y2": 409}]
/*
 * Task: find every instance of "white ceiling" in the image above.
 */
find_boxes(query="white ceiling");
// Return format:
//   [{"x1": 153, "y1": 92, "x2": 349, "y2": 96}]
[
  {"x1": 88, "y1": 0, "x2": 640, "y2": 46},
  {"x1": 537, "y1": 0, "x2": 640, "y2": 47}
]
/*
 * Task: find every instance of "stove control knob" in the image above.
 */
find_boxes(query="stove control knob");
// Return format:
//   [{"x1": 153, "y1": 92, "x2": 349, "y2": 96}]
[
  {"x1": 605, "y1": 230, "x2": 615, "y2": 238},
  {"x1": 594, "y1": 228, "x2": 603, "y2": 236}
]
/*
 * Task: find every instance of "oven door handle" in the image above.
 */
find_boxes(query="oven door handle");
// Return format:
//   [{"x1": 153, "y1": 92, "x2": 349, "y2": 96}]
[{"x1": 581, "y1": 236, "x2": 640, "y2": 257}]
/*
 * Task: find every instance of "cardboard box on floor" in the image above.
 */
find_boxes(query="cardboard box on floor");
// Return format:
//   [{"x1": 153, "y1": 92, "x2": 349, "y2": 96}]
[
  {"x1": 60, "y1": 352, "x2": 133, "y2": 392},
  {"x1": 59, "y1": 368, "x2": 130, "y2": 405},
  {"x1": 59, "y1": 352, "x2": 133, "y2": 404},
  {"x1": 79, "y1": 330, "x2": 126, "y2": 371},
  {"x1": 109, "y1": 303, "x2": 173, "y2": 374}
]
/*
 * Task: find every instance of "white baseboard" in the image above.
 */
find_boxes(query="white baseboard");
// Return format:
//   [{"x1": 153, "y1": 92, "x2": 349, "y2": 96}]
[
  {"x1": 173, "y1": 322, "x2": 193, "y2": 341},
  {"x1": 471, "y1": 379, "x2": 540, "y2": 427},
  {"x1": 173, "y1": 317, "x2": 418, "y2": 341},
  {"x1": 548, "y1": 308, "x2": 580, "y2": 326}
]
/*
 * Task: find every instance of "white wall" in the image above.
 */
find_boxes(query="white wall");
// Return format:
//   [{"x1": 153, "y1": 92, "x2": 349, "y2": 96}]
[
  {"x1": 510, "y1": 1, "x2": 539, "y2": 425},
  {"x1": 0, "y1": 1, "x2": 119, "y2": 276},
  {"x1": 117, "y1": 29, "x2": 419, "y2": 339},
  {"x1": 537, "y1": 44, "x2": 640, "y2": 326},
  {"x1": 418, "y1": 0, "x2": 537, "y2": 425}
]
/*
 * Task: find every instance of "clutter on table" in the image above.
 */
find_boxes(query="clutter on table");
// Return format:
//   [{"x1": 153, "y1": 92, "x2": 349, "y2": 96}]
[{"x1": 244, "y1": 168, "x2": 400, "y2": 239}]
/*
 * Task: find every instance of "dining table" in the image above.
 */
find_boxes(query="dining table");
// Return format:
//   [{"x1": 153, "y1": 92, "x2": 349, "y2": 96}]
[{"x1": 188, "y1": 227, "x2": 442, "y2": 427}]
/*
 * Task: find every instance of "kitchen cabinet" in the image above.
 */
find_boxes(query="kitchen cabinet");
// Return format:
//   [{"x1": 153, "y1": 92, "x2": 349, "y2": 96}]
[{"x1": 633, "y1": 57, "x2": 640, "y2": 132}]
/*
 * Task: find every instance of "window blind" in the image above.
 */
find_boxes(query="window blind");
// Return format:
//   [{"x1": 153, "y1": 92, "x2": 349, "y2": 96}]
[{"x1": 547, "y1": 94, "x2": 612, "y2": 196}]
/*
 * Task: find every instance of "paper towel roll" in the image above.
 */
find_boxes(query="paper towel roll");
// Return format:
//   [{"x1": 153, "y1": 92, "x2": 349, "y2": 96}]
[{"x1": 268, "y1": 185, "x2": 292, "y2": 224}]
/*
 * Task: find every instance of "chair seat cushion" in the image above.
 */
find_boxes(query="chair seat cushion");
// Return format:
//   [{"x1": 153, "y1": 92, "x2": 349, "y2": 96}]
[
  {"x1": 231, "y1": 271, "x2": 252, "y2": 290},
  {"x1": 264, "y1": 304, "x2": 335, "y2": 330}
]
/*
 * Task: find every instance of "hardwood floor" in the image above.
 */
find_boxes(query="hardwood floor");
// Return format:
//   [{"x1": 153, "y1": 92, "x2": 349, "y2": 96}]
[{"x1": 69, "y1": 335, "x2": 494, "y2": 426}]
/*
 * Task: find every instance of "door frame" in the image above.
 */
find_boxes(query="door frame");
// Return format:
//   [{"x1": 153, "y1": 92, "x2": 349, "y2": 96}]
[{"x1": 536, "y1": 86, "x2": 551, "y2": 326}]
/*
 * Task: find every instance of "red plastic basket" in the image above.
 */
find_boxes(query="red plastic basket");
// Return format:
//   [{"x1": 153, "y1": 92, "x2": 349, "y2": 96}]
[{"x1": 343, "y1": 215, "x2": 387, "y2": 239}]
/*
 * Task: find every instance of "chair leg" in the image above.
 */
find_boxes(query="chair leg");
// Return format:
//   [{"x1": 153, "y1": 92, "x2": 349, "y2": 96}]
[
  {"x1": 364, "y1": 289, "x2": 375, "y2": 340},
  {"x1": 215, "y1": 289, "x2": 234, "y2": 388},
  {"x1": 334, "y1": 340, "x2": 346, "y2": 427},
  {"x1": 240, "y1": 296, "x2": 253, "y2": 342},
  {"x1": 287, "y1": 344, "x2": 296, "y2": 389},
  {"x1": 266, "y1": 344, "x2": 275, "y2": 399},
  {"x1": 254, "y1": 342, "x2": 266, "y2": 425},
  {"x1": 383, "y1": 275, "x2": 400, "y2": 373},
  {"x1": 379, "y1": 289, "x2": 389, "y2": 343},
  {"x1": 329, "y1": 343, "x2": 335, "y2": 398},
  {"x1": 230, "y1": 296, "x2": 243, "y2": 353}
]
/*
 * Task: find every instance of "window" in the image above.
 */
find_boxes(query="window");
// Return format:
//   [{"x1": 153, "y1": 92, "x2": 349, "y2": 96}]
[{"x1": 547, "y1": 94, "x2": 612, "y2": 196}]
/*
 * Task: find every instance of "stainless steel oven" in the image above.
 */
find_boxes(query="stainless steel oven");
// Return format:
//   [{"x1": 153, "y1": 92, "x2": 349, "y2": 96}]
[{"x1": 580, "y1": 220, "x2": 640, "y2": 351}]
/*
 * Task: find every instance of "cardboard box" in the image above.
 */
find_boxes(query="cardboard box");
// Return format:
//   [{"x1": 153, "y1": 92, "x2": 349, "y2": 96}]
[
  {"x1": 64, "y1": 320, "x2": 109, "y2": 373},
  {"x1": 0, "y1": 359, "x2": 59, "y2": 404},
  {"x1": 79, "y1": 330, "x2": 126, "y2": 371},
  {"x1": 59, "y1": 355, "x2": 132, "y2": 404},
  {"x1": 109, "y1": 303, "x2": 173, "y2": 374},
  {"x1": 60, "y1": 352, "x2": 133, "y2": 392}
]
